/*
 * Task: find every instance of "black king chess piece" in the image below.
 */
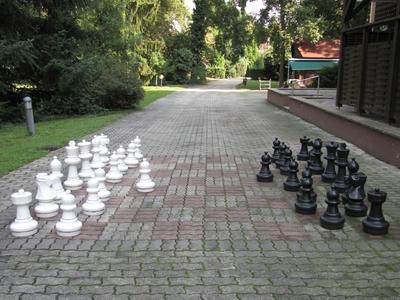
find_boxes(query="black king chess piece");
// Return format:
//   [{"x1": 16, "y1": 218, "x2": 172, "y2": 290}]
[
  {"x1": 283, "y1": 158, "x2": 301, "y2": 192},
  {"x1": 271, "y1": 138, "x2": 281, "y2": 163},
  {"x1": 320, "y1": 188, "x2": 345, "y2": 230},
  {"x1": 362, "y1": 189, "x2": 390, "y2": 235},
  {"x1": 308, "y1": 138, "x2": 324, "y2": 175},
  {"x1": 275, "y1": 142, "x2": 286, "y2": 169},
  {"x1": 321, "y1": 141, "x2": 338, "y2": 183},
  {"x1": 332, "y1": 143, "x2": 349, "y2": 193},
  {"x1": 297, "y1": 136, "x2": 310, "y2": 161},
  {"x1": 280, "y1": 147, "x2": 292, "y2": 176},
  {"x1": 341, "y1": 158, "x2": 359, "y2": 205},
  {"x1": 256, "y1": 152, "x2": 274, "y2": 182},
  {"x1": 295, "y1": 169, "x2": 317, "y2": 214},
  {"x1": 345, "y1": 173, "x2": 368, "y2": 217}
]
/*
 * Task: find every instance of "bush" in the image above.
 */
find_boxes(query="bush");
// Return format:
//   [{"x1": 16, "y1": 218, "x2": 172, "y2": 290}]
[
  {"x1": 246, "y1": 68, "x2": 267, "y2": 79},
  {"x1": 206, "y1": 66, "x2": 225, "y2": 78},
  {"x1": 319, "y1": 64, "x2": 338, "y2": 88},
  {"x1": 190, "y1": 65, "x2": 207, "y2": 83}
]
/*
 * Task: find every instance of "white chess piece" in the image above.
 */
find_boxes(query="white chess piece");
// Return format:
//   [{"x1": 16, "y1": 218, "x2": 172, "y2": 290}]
[
  {"x1": 78, "y1": 139, "x2": 94, "y2": 182},
  {"x1": 56, "y1": 190, "x2": 82, "y2": 237},
  {"x1": 35, "y1": 173, "x2": 59, "y2": 218},
  {"x1": 133, "y1": 136, "x2": 143, "y2": 161},
  {"x1": 117, "y1": 145, "x2": 128, "y2": 174},
  {"x1": 136, "y1": 158, "x2": 155, "y2": 193},
  {"x1": 95, "y1": 168, "x2": 110, "y2": 202},
  {"x1": 64, "y1": 141, "x2": 83, "y2": 191},
  {"x1": 125, "y1": 141, "x2": 139, "y2": 168},
  {"x1": 106, "y1": 151, "x2": 123, "y2": 183},
  {"x1": 10, "y1": 189, "x2": 38, "y2": 237},
  {"x1": 82, "y1": 177, "x2": 105, "y2": 216},
  {"x1": 49, "y1": 156, "x2": 65, "y2": 202},
  {"x1": 90, "y1": 136, "x2": 104, "y2": 169},
  {"x1": 99, "y1": 133, "x2": 110, "y2": 165}
]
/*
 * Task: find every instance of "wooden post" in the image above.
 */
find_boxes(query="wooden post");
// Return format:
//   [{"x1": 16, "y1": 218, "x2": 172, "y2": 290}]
[
  {"x1": 357, "y1": 27, "x2": 369, "y2": 114},
  {"x1": 336, "y1": 33, "x2": 346, "y2": 107}
]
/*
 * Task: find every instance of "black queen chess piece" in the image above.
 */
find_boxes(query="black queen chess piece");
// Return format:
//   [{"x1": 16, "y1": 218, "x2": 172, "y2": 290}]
[
  {"x1": 321, "y1": 141, "x2": 338, "y2": 183},
  {"x1": 295, "y1": 171, "x2": 317, "y2": 214},
  {"x1": 275, "y1": 142, "x2": 287, "y2": 169},
  {"x1": 345, "y1": 173, "x2": 368, "y2": 217},
  {"x1": 308, "y1": 138, "x2": 324, "y2": 175},
  {"x1": 256, "y1": 152, "x2": 274, "y2": 182},
  {"x1": 297, "y1": 136, "x2": 310, "y2": 161},
  {"x1": 280, "y1": 147, "x2": 292, "y2": 176},
  {"x1": 271, "y1": 138, "x2": 281, "y2": 163},
  {"x1": 320, "y1": 188, "x2": 345, "y2": 230},
  {"x1": 283, "y1": 159, "x2": 301, "y2": 192},
  {"x1": 332, "y1": 143, "x2": 349, "y2": 193},
  {"x1": 362, "y1": 189, "x2": 390, "y2": 235}
]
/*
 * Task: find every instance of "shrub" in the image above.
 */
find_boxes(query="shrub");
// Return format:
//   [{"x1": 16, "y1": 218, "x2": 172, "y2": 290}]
[
  {"x1": 319, "y1": 64, "x2": 338, "y2": 88},
  {"x1": 206, "y1": 66, "x2": 225, "y2": 78}
]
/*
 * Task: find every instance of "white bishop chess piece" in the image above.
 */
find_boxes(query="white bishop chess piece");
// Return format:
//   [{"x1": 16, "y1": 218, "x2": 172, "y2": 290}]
[
  {"x1": 125, "y1": 141, "x2": 139, "y2": 168},
  {"x1": 82, "y1": 177, "x2": 105, "y2": 216},
  {"x1": 10, "y1": 189, "x2": 38, "y2": 237},
  {"x1": 95, "y1": 168, "x2": 110, "y2": 202},
  {"x1": 49, "y1": 156, "x2": 65, "y2": 202},
  {"x1": 78, "y1": 139, "x2": 94, "y2": 182},
  {"x1": 106, "y1": 151, "x2": 123, "y2": 183},
  {"x1": 35, "y1": 173, "x2": 59, "y2": 218},
  {"x1": 134, "y1": 136, "x2": 144, "y2": 161},
  {"x1": 91, "y1": 136, "x2": 104, "y2": 170},
  {"x1": 64, "y1": 141, "x2": 83, "y2": 191},
  {"x1": 56, "y1": 190, "x2": 82, "y2": 237},
  {"x1": 117, "y1": 145, "x2": 128, "y2": 174},
  {"x1": 136, "y1": 158, "x2": 155, "y2": 193},
  {"x1": 99, "y1": 133, "x2": 110, "y2": 165}
]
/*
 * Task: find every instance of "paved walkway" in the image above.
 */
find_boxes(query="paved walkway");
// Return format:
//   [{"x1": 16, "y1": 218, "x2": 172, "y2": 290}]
[{"x1": 0, "y1": 79, "x2": 400, "y2": 299}]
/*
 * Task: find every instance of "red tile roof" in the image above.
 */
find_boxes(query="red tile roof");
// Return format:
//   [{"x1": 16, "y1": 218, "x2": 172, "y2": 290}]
[{"x1": 293, "y1": 39, "x2": 341, "y2": 59}]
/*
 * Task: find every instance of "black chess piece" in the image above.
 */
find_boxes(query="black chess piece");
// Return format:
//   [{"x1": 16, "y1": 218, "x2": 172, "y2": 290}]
[
  {"x1": 362, "y1": 189, "x2": 389, "y2": 235},
  {"x1": 283, "y1": 159, "x2": 301, "y2": 191},
  {"x1": 256, "y1": 152, "x2": 274, "y2": 182},
  {"x1": 271, "y1": 138, "x2": 281, "y2": 163},
  {"x1": 321, "y1": 141, "x2": 338, "y2": 183},
  {"x1": 345, "y1": 173, "x2": 368, "y2": 217},
  {"x1": 275, "y1": 142, "x2": 286, "y2": 169},
  {"x1": 320, "y1": 188, "x2": 345, "y2": 230},
  {"x1": 301, "y1": 167, "x2": 317, "y2": 200},
  {"x1": 295, "y1": 176, "x2": 317, "y2": 214},
  {"x1": 341, "y1": 158, "x2": 359, "y2": 204},
  {"x1": 297, "y1": 136, "x2": 310, "y2": 161},
  {"x1": 332, "y1": 143, "x2": 349, "y2": 193},
  {"x1": 280, "y1": 148, "x2": 292, "y2": 176},
  {"x1": 308, "y1": 138, "x2": 324, "y2": 175}
]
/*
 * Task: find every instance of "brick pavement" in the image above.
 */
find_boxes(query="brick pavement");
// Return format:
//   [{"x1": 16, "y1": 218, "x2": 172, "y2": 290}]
[{"x1": 0, "y1": 79, "x2": 400, "y2": 299}]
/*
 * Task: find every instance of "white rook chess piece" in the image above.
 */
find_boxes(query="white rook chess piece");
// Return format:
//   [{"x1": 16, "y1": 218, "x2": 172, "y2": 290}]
[
  {"x1": 91, "y1": 136, "x2": 104, "y2": 169},
  {"x1": 95, "y1": 168, "x2": 110, "y2": 202},
  {"x1": 134, "y1": 136, "x2": 144, "y2": 162},
  {"x1": 117, "y1": 145, "x2": 128, "y2": 174},
  {"x1": 125, "y1": 141, "x2": 139, "y2": 168},
  {"x1": 64, "y1": 141, "x2": 83, "y2": 191},
  {"x1": 56, "y1": 190, "x2": 82, "y2": 237},
  {"x1": 10, "y1": 189, "x2": 38, "y2": 237},
  {"x1": 106, "y1": 151, "x2": 123, "y2": 183},
  {"x1": 50, "y1": 156, "x2": 65, "y2": 202},
  {"x1": 136, "y1": 158, "x2": 155, "y2": 193},
  {"x1": 99, "y1": 133, "x2": 110, "y2": 165},
  {"x1": 82, "y1": 177, "x2": 105, "y2": 216},
  {"x1": 78, "y1": 139, "x2": 94, "y2": 182},
  {"x1": 35, "y1": 173, "x2": 59, "y2": 218}
]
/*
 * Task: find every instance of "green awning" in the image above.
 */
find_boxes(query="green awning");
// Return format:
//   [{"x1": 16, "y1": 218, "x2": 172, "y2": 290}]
[{"x1": 289, "y1": 60, "x2": 338, "y2": 71}]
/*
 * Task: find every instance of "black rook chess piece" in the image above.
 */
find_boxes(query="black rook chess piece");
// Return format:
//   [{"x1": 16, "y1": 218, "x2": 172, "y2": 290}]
[
  {"x1": 362, "y1": 189, "x2": 390, "y2": 235},
  {"x1": 271, "y1": 138, "x2": 281, "y2": 163},
  {"x1": 345, "y1": 173, "x2": 368, "y2": 217},
  {"x1": 256, "y1": 152, "x2": 274, "y2": 182},
  {"x1": 321, "y1": 141, "x2": 338, "y2": 183},
  {"x1": 275, "y1": 142, "x2": 287, "y2": 169},
  {"x1": 332, "y1": 143, "x2": 349, "y2": 193},
  {"x1": 283, "y1": 159, "x2": 301, "y2": 192},
  {"x1": 297, "y1": 136, "x2": 310, "y2": 161},
  {"x1": 295, "y1": 175, "x2": 317, "y2": 214},
  {"x1": 280, "y1": 147, "x2": 292, "y2": 176},
  {"x1": 308, "y1": 138, "x2": 324, "y2": 175},
  {"x1": 320, "y1": 188, "x2": 345, "y2": 230}
]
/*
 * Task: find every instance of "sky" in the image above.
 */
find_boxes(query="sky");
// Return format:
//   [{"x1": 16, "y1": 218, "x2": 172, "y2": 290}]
[{"x1": 184, "y1": 0, "x2": 264, "y2": 16}]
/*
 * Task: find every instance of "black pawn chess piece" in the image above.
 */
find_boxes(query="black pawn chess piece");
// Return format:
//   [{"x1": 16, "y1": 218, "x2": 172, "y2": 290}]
[
  {"x1": 271, "y1": 138, "x2": 281, "y2": 163},
  {"x1": 280, "y1": 148, "x2": 292, "y2": 176},
  {"x1": 320, "y1": 188, "x2": 345, "y2": 230},
  {"x1": 345, "y1": 173, "x2": 368, "y2": 217},
  {"x1": 321, "y1": 141, "x2": 338, "y2": 183},
  {"x1": 362, "y1": 189, "x2": 389, "y2": 235},
  {"x1": 283, "y1": 159, "x2": 301, "y2": 191},
  {"x1": 341, "y1": 158, "x2": 359, "y2": 204},
  {"x1": 297, "y1": 136, "x2": 310, "y2": 161},
  {"x1": 275, "y1": 142, "x2": 286, "y2": 169},
  {"x1": 301, "y1": 167, "x2": 317, "y2": 200},
  {"x1": 308, "y1": 138, "x2": 324, "y2": 175},
  {"x1": 256, "y1": 152, "x2": 274, "y2": 182},
  {"x1": 295, "y1": 176, "x2": 317, "y2": 214},
  {"x1": 332, "y1": 143, "x2": 349, "y2": 193}
]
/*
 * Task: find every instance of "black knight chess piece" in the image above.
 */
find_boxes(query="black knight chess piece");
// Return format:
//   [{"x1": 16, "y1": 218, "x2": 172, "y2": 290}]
[
  {"x1": 295, "y1": 174, "x2": 317, "y2": 214},
  {"x1": 275, "y1": 142, "x2": 287, "y2": 169},
  {"x1": 321, "y1": 141, "x2": 338, "y2": 183},
  {"x1": 271, "y1": 138, "x2": 281, "y2": 163},
  {"x1": 320, "y1": 188, "x2": 345, "y2": 230},
  {"x1": 280, "y1": 147, "x2": 292, "y2": 176},
  {"x1": 308, "y1": 138, "x2": 324, "y2": 175},
  {"x1": 341, "y1": 158, "x2": 359, "y2": 205},
  {"x1": 345, "y1": 173, "x2": 368, "y2": 217},
  {"x1": 283, "y1": 159, "x2": 301, "y2": 191},
  {"x1": 256, "y1": 152, "x2": 274, "y2": 182},
  {"x1": 332, "y1": 143, "x2": 349, "y2": 193},
  {"x1": 297, "y1": 136, "x2": 310, "y2": 161},
  {"x1": 362, "y1": 189, "x2": 390, "y2": 235}
]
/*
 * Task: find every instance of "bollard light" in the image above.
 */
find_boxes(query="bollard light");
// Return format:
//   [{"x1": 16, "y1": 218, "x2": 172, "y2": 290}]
[{"x1": 23, "y1": 96, "x2": 35, "y2": 136}]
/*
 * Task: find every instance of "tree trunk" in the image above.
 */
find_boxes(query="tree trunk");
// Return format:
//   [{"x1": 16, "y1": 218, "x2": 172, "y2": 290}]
[{"x1": 279, "y1": 51, "x2": 285, "y2": 87}]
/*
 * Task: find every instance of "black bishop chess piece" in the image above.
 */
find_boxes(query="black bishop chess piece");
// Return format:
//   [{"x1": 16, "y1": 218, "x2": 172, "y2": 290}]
[
  {"x1": 297, "y1": 136, "x2": 310, "y2": 161},
  {"x1": 362, "y1": 189, "x2": 390, "y2": 235},
  {"x1": 332, "y1": 143, "x2": 349, "y2": 193},
  {"x1": 321, "y1": 141, "x2": 338, "y2": 183},
  {"x1": 271, "y1": 138, "x2": 281, "y2": 163},
  {"x1": 280, "y1": 147, "x2": 292, "y2": 176},
  {"x1": 275, "y1": 142, "x2": 287, "y2": 169},
  {"x1": 341, "y1": 158, "x2": 359, "y2": 205},
  {"x1": 345, "y1": 173, "x2": 368, "y2": 217},
  {"x1": 308, "y1": 138, "x2": 324, "y2": 175},
  {"x1": 320, "y1": 188, "x2": 345, "y2": 230},
  {"x1": 256, "y1": 152, "x2": 274, "y2": 182},
  {"x1": 283, "y1": 158, "x2": 301, "y2": 192},
  {"x1": 295, "y1": 171, "x2": 317, "y2": 214}
]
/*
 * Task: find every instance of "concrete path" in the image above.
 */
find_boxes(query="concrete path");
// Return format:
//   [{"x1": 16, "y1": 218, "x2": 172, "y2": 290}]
[{"x1": 0, "y1": 79, "x2": 400, "y2": 299}]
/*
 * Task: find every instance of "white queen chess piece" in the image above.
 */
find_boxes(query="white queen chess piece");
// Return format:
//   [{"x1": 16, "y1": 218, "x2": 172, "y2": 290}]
[
  {"x1": 133, "y1": 136, "x2": 144, "y2": 161},
  {"x1": 56, "y1": 190, "x2": 82, "y2": 237},
  {"x1": 82, "y1": 177, "x2": 105, "y2": 216},
  {"x1": 136, "y1": 158, "x2": 155, "y2": 193},
  {"x1": 117, "y1": 145, "x2": 128, "y2": 174},
  {"x1": 10, "y1": 189, "x2": 38, "y2": 237},
  {"x1": 95, "y1": 168, "x2": 110, "y2": 202},
  {"x1": 106, "y1": 151, "x2": 123, "y2": 183},
  {"x1": 64, "y1": 141, "x2": 83, "y2": 191},
  {"x1": 35, "y1": 172, "x2": 59, "y2": 218},
  {"x1": 49, "y1": 156, "x2": 65, "y2": 202},
  {"x1": 125, "y1": 140, "x2": 139, "y2": 168},
  {"x1": 78, "y1": 139, "x2": 94, "y2": 182},
  {"x1": 90, "y1": 136, "x2": 104, "y2": 169}
]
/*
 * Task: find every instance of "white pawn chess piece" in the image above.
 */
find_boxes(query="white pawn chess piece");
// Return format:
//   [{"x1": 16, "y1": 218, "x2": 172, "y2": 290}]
[
  {"x1": 136, "y1": 158, "x2": 155, "y2": 193},
  {"x1": 99, "y1": 133, "x2": 110, "y2": 165},
  {"x1": 64, "y1": 141, "x2": 83, "y2": 191},
  {"x1": 106, "y1": 151, "x2": 123, "y2": 183},
  {"x1": 82, "y1": 177, "x2": 105, "y2": 216},
  {"x1": 10, "y1": 189, "x2": 38, "y2": 237},
  {"x1": 117, "y1": 145, "x2": 128, "y2": 174},
  {"x1": 95, "y1": 168, "x2": 110, "y2": 202},
  {"x1": 56, "y1": 190, "x2": 82, "y2": 237},
  {"x1": 35, "y1": 173, "x2": 59, "y2": 218},
  {"x1": 125, "y1": 141, "x2": 139, "y2": 168},
  {"x1": 78, "y1": 139, "x2": 94, "y2": 182},
  {"x1": 49, "y1": 156, "x2": 65, "y2": 202},
  {"x1": 90, "y1": 136, "x2": 104, "y2": 169}
]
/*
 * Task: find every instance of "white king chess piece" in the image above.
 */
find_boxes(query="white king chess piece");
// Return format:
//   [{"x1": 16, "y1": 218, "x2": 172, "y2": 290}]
[
  {"x1": 56, "y1": 190, "x2": 82, "y2": 237},
  {"x1": 10, "y1": 189, "x2": 38, "y2": 237},
  {"x1": 64, "y1": 141, "x2": 83, "y2": 191},
  {"x1": 90, "y1": 136, "x2": 104, "y2": 170},
  {"x1": 95, "y1": 168, "x2": 111, "y2": 202},
  {"x1": 35, "y1": 173, "x2": 59, "y2": 218},
  {"x1": 106, "y1": 151, "x2": 123, "y2": 183},
  {"x1": 49, "y1": 156, "x2": 65, "y2": 202},
  {"x1": 117, "y1": 145, "x2": 128, "y2": 175},
  {"x1": 133, "y1": 136, "x2": 144, "y2": 161},
  {"x1": 82, "y1": 177, "x2": 105, "y2": 216},
  {"x1": 78, "y1": 139, "x2": 94, "y2": 182},
  {"x1": 125, "y1": 140, "x2": 139, "y2": 168},
  {"x1": 136, "y1": 158, "x2": 155, "y2": 193}
]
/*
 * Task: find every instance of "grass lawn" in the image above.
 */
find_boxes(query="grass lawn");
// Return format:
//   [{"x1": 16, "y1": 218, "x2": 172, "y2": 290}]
[
  {"x1": 236, "y1": 79, "x2": 279, "y2": 90},
  {"x1": 0, "y1": 85, "x2": 184, "y2": 176}
]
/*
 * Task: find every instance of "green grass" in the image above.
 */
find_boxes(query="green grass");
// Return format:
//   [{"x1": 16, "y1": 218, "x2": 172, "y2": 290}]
[
  {"x1": 236, "y1": 79, "x2": 279, "y2": 90},
  {"x1": 139, "y1": 85, "x2": 184, "y2": 108}
]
